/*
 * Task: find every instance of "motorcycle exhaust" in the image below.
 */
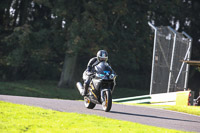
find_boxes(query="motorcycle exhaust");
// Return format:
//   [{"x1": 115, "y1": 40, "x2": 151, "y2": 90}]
[{"x1": 76, "y1": 82, "x2": 83, "y2": 95}]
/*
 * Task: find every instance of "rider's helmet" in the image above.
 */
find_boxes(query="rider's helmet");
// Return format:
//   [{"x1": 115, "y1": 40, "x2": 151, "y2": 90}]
[{"x1": 97, "y1": 50, "x2": 108, "y2": 62}]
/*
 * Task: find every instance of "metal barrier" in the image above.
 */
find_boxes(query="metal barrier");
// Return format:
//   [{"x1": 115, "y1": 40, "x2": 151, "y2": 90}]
[{"x1": 113, "y1": 91, "x2": 194, "y2": 105}]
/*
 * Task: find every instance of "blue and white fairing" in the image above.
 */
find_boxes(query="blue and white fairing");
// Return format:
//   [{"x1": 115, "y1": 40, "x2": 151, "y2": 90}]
[{"x1": 94, "y1": 62, "x2": 116, "y2": 80}]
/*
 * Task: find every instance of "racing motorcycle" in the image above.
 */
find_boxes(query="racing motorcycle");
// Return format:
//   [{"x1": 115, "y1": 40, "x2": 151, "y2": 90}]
[{"x1": 76, "y1": 61, "x2": 116, "y2": 112}]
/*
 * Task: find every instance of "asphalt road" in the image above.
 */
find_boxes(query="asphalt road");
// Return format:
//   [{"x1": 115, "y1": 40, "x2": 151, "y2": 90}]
[{"x1": 0, "y1": 95, "x2": 200, "y2": 132}]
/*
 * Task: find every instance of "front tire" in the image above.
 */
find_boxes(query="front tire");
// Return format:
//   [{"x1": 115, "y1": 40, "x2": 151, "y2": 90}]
[
  {"x1": 84, "y1": 96, "x2": 96, "y2": 109},
  {"x1": 102, "y1": 90, "x2": 112, "y2": 112}
]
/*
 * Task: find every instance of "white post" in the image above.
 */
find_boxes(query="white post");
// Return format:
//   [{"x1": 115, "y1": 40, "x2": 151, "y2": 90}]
[
  {"x1": 182, "y1": 32, "x2": 192, "y2": 90},
  {"x1": 184, "y1": 42, "x2": 191, "y2": 89},
  {"x1": 167, "y1": 26, "x2": 177, "y2": 93},
  {"x1": 175, "y1": 44, "x2": 191, "y2": 84},
  {"x1": 148, "y1": 22, "x2": 157, "y2": 95}
]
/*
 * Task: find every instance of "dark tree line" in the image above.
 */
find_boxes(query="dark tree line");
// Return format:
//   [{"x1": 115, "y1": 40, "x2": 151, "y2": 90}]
[{"x1": 0, "y1": 0, "x2": 200, "y2": 92}]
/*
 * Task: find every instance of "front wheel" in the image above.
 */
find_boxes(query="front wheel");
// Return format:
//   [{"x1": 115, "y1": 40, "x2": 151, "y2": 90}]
[
  {"x1": 84, "y1": 96, "x2": 96, "y2": 109},
  {"x1": 102, "y1": 90, "x2": 112, "y2": 112}
]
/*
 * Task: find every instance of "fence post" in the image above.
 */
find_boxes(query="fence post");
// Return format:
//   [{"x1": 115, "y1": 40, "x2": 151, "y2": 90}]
[
  {"x1": 167, "y1": 26, "x2": 177, "y2": 93},
  {"x1": 182, "y1": 31, "x2": 192, "y2": 90},
  {"x1": 148, "y1": 22, "x2": 157, "y2": 95}
]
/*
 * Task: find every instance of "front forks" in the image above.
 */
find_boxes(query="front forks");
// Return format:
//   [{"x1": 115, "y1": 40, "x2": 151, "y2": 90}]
[{"x1": 101, "y1": 89, "x2": 110, "y2": 103}]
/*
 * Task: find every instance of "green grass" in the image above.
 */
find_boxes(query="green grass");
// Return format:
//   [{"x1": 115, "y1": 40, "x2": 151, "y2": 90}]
[
  {"x1": 0, "y1": 101, "x2": 189, "y2": 133},
  {"x1": 0, "y1": 80, "x2": 82, "y2": 100},
  {"x1": 166, "y1": 105, "x2": 200, "y2": 115},
  {"x1": 154, "y1": 105, "x2": 200, "y2": 116},
  {"x1": 113, "y1": 87, "x2": 148, "y2": 99},
  {"x1": 0, "y1": 80, "x2": 148, "y2": 100},
  {"x1": 124, "y1": 103, "x2": 200, "y2": 116}
]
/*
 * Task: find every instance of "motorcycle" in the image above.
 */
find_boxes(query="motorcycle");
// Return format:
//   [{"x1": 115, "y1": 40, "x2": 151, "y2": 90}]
[{"x1": 76, "y1": 61, "x2": 117, "y2": 112}]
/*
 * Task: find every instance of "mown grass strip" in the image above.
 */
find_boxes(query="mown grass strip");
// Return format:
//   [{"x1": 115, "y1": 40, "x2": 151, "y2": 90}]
[
  {"x1": 0, "y1": 80, "x2": 148, "y2": 100},
  {"x1": 0, "y1": 80, "x2": 82, "y2": 100},
  {"x1": 123, "y1": 103, "x2": 200, "y2": 116},
  {"x1": 161, "y1": 105, "x2": 200, "y2": 116},
  {"x1": 0, "y1": 101, "x2": 189, "y2": 133}
]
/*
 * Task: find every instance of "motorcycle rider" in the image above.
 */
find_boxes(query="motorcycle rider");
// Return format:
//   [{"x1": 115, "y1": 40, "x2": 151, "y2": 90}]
[{"x1": 82, "y1": 50, "x2": 108, "y2": 96}]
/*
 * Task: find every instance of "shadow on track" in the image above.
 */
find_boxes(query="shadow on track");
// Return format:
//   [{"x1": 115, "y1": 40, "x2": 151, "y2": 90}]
[{"x1": 108, "y1": 110, "x2": 200, "y2": 123}]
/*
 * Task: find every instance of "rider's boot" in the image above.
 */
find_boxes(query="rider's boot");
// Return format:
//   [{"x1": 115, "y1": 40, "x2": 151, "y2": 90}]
[{"x1": 82, "y1": 83, "x2": 89, "y2": 96}]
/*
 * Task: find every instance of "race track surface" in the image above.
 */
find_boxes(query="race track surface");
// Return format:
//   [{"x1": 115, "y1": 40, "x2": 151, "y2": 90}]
[{"x1": 0, "y1": 95, "x2": 200, "y2": 132}]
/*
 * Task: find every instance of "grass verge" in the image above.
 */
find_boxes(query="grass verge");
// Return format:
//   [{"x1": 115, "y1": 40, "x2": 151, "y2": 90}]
[
  {"x1": 164, "y1": 105, "x2": 200, "y2": 116},
  {"x1": 153, "y1": 105, "x2": 200, "y2": 116},
  {"x1": 0, "y1": 80, "x2": 82, "y2": 100},
  {"x1": 124, "y1": 103, "x2": 200, "y2": 116},
  {"x1": 0, "y1": 80, "x2": 148, "y2": 100},
  {"x1": 0, "y1": 101, "x2": 189, "y2": 132}
]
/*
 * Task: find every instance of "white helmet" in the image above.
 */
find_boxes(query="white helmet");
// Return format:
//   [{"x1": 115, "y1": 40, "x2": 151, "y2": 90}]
[{"x1": 97, "y1": 50, "x2": 108, "y2": 62}]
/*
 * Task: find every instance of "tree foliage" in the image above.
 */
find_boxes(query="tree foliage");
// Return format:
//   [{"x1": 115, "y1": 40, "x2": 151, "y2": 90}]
[{"x1": 0, "y1": 0, "x2": 200, "y2": 90}]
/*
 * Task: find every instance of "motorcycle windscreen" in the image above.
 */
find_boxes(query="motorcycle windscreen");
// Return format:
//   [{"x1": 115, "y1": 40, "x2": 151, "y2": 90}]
[{"x1": 94, "y1": 62, "x2": 113, "y2": 74}]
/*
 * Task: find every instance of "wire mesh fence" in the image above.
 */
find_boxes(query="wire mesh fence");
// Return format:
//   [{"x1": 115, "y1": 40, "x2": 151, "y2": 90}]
[
  {"x1": 170, "y1": 32, "x2": 190, "y2": 92},
  {"x1": 149, "y1": 24, "x2": 191, "y2": 94}
]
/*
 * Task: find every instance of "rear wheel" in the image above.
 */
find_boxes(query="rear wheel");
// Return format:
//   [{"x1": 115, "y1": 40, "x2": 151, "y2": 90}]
[
  {"x1": 84, "y1": 96, "x2": 96, "y2": 109},
  {"x1": 102, "y1": 90, "x2": 112, "y2": 112}
]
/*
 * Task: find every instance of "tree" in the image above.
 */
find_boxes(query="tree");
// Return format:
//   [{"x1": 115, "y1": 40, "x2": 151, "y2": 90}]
[{"x1": 1, "y1": 0, "x2": 200, "y2": 92}]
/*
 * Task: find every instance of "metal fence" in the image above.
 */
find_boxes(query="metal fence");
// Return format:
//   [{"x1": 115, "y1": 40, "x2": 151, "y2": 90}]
[{"x1": 148, "y1": 22, "x2": 192, "y2": 94}]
